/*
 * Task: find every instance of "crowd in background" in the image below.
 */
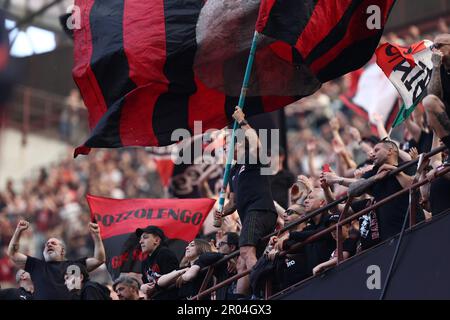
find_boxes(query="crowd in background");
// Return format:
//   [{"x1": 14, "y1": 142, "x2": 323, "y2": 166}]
[{"x1": 0, "y1": 19, "x2": 449, "y2": 299}]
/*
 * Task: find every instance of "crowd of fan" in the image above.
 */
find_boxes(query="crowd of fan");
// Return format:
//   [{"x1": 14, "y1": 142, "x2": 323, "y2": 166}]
[{"x1": 1, "y1": 20, "x2": 450, "y2": 300}]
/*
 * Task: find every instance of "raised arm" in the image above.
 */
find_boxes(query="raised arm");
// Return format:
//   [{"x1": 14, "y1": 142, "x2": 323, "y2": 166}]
[
  {"x1": 86, "y1": 222, "x2": 106, "y2": 272},
  {"x1": 7, "y1": 220, "x2": 29, "y2": 269},
  {"x1": 428, "y1": 51, "x2": 443, "y2": 99}
]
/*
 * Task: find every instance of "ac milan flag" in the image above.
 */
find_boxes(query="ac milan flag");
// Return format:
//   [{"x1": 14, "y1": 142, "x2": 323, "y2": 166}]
[
  {"x1": 73, "y1": 0, "x2": 396, "y2": 156},
  {"x1": 86, "y1": 194, "x2": 215, "y2": 279},
  {"x1": 375, "y1": 40, "x2": 433, "y2": 127},
  {"x1": 73, "y1": 0, "x2": 296, "y2": 156},
  {"x1": 255, "y1": 0, "x2": 397, "y2": 83}
]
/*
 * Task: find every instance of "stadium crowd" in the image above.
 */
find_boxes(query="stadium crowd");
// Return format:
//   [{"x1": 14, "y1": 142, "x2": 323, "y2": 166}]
[{"x1": 0, "y1": 20, "x2": 450, "y2": 300}]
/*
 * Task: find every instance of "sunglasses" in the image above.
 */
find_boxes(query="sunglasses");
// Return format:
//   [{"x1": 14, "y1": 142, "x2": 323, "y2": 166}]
[{"x1": 284, "y1": 209, "x2": 300, "y2": 216}]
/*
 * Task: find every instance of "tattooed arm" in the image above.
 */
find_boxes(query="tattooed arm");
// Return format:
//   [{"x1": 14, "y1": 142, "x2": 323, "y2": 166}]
[{"x1": 428, "y1": 51, "x2": 443, "y2": 99}]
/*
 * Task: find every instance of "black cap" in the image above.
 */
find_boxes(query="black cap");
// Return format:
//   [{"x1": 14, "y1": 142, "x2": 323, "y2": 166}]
[
  {"x1": 135, "y1": 226, "x2": 166, "y2": 241},
  {"x1": 326, "y1": 214, "x2": 340, "y2": 226}
]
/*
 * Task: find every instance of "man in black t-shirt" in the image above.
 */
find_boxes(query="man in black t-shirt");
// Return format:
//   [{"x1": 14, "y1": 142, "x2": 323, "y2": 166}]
[
  {"x1": 136, "y1": 225, "x2": 178, "y2": 299},
  {"x1": 7, "y1": 220, "x2": 106, "y2": 300},
  {"x1": 423, "y1": 34, "x2": 450, "y2": 155},
  {"x1": 220, "y1": 107, "x2": 278, "y2": 297},
  {"x1": 325, "y1": 140, "x2": 424, "y2": 242},
  {"x1": 65, "y1": 264, "x2": 111, "y2": 300},
  {"x1": 0, "y1": 270, "x2": 34, "y2": 300}
]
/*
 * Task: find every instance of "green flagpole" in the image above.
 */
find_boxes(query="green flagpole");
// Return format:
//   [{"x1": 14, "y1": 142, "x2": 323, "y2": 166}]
[{"x1": 214, "y1": 31, "x2": 260, "y2": 227}]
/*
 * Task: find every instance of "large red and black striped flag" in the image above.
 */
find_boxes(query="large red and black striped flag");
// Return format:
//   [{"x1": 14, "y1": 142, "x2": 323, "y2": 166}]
[
  {"x1": 73, "y1": 0, "x2": 297, "y2": 156},
  {"x1": 255, "y1": 0, "x2": 396, "y2": 83},
  {"x1": 73, "y1": 0, "x2": 396, "y2": 156}
]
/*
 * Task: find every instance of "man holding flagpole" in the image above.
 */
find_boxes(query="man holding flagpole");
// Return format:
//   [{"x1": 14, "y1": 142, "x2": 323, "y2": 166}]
[
  {"x1": 423, "y1": 33, "x2": 450, "y2": 157},
  {"x1": 220, "y1": 107, "x2": 277, "y2": 298}
]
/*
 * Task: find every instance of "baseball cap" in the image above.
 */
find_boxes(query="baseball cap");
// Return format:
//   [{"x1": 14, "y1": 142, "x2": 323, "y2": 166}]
[{"x1": 135, "y1": 225, "x2": 166, "y2": 241}]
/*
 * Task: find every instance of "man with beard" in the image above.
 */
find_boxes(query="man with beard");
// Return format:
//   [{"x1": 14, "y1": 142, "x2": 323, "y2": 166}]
[
  {"x1": 7, "y1": 220, "x2": 105, "y2": 300},
  {"x1": 0, "y1": 270, "x2": 34, "y2": 300}
]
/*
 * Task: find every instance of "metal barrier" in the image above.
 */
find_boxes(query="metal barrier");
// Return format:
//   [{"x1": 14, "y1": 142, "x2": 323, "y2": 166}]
[
  {"x1": 5, "y1": 85, "x2": 88, "y2": 144},
  {"x1": 188, "y1": 145, "x2": 448, "y2": 300}
]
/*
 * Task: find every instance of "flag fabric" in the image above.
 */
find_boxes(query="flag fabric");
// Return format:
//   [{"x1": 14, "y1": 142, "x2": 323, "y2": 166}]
[
  {"x1": 340, "y1": 63, "x2": 400, "y2": 130},
  {"x1": 72, "y1": 0, "x2": 296, "y2": 157},
  {"x1": 255, "y1": 0, "x2": 397, "y2": 83},
  {"x1": 86, "y1": 194, "x2": 215, "y2": 279},
  {"x1": 73, "y1": 0, "x2": 396, "y2": 156},
  {"x1": 375, "y1": 40, "x2": 433, "y2": 127}
]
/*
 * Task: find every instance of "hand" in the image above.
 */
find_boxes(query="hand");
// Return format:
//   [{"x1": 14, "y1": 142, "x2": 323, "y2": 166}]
[
  {"x1": 16, "y1": 220, "x2": 29, "y2": 232},
  {"x1": 306, "y1": 139, "x2": 317, "y2": 152},
  {"x1": 89, "y1": 222, "x2": 101, "y2": 237},
  {"x1": 267, "y1": 248, "x2": 279, "y2": 261},
  {"x1": 232, "y1": 107, "x2": 245, "y2": 123},
  {"x1": 227, "y1": 259, "x2": 237, "y2": 274},
  {"x1": 313, "y1": 265, "x2": 324, "y2": 276},
  {"x1": 329, "y1": 118, "x2": 340, "y2": 132},
  {"x1": 320, "y1": 171, "x2": 340, "y2": 185},
  {"x1": 332, "y1": 138, "x2": 346, "y2": 154},
  {"x1": 319, "y1": 176, "x2": 329, "y2": 189},
  {"x1": 348, "y1": 127, "x2": 361, "y2": 143},
  {"x1": 269, "y1": 236, "x2": 278, "y2": 247},
  {"x1": 274, "y1": 238, "x2": 285, "y2": 251},
  {"x1": 140, "y1": 282, "x2": 156, "y2": 296},
  {"x1": 371, "y1": 112, "x2": 383, "y2": 124},
  {"x1": 408, "y1": 147, "x2": 419, "y2": 160},
  {"x1": 432, "y1": 50, "x2": 443, "y2": 68},
  {"x1": 354, "y1": 164, "x2": 374, "y2": 179},
  {"x1": 297, "y1": 175, "x2": 313, "y2": 192},
  {"x1": 376, "y1": 164, "x2": 397, "y2": 175}
]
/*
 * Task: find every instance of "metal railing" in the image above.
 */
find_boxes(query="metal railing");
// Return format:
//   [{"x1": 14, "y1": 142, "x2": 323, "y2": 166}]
[
  {"x1": 186, "y1": 145, "x2": 448, "y2": 300},
  {"x1": 5, "y1": 85, "x2": 88, "y2": 145}
]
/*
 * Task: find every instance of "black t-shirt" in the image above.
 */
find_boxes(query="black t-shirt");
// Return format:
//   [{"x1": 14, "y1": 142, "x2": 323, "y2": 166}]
[
  {"x1": 362, "y1": 166, "x2": 424, "y2": 241},
  {"x1": 68, "y1": 281, "x2": 111, "y2": 300},
  {"x1": 141, "y1": 246, "x2": 178, "y2": 300},
  {"x1": 270, "y1": 169, "x2": 296, "y2": 209},
  {"x1": 176, "y1": 258, "x2": 214, "y2": 300},
  {"x1": 0, "y1": 287, "x2": 33, "y2": 300},
  {"x1": 229, "y1": 163, "x2": 276, "y2": 217},
  {"x1": 24, "y1": 256, "x2": 87, "y2": 300},
  {"x1": 195, "y1": 252, "x2": 236, "y2": 300},
  {"x1": 330, "y1": 237, "x2": 358, "y2": 258},
  {"x1": 430, "y1": 175, "x2": 450, "y2": 216},
  {"x1": 403, "y1": 130, "x2": 433, "y2": 154},
  {"x1": 287, "y1": 214, "x2": 335, "y2": 274},
  {"x1": 275, "y1": 250, "x2": 309, "y2": 291}
]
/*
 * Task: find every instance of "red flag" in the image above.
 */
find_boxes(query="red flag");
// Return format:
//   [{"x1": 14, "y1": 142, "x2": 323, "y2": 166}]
[{"x1": 86, "y1": 194, "x2": 215, "y2": 278}]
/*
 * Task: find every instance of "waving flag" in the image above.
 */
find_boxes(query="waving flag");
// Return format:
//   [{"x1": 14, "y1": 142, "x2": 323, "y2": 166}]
[
  {"x1": 73, "y1": 0, "x2": 296, "y2": 156},
  {"x1": 340, "y1": 63, "x2": 400, "y2": 130},
  {"x1": 86, "y1": 194, "x2": 215, "y2": 279},
  {"x1": 73, "y1": 0, "x2": 396, "y2": 156},
  {"x1": 255, "y1": 0, "x2": 397, "y2": 82},
  {"x1": 376, "y1": 40, "x2": 433, "y2": 127}
]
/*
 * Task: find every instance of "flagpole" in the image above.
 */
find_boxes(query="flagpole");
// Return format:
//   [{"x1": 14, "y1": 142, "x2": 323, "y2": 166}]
[{"x1": 214, "y1": 31, "x2": 260, "y2": 227}]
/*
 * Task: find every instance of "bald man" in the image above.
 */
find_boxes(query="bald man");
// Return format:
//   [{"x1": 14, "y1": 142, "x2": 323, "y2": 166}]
[{"x1": 423, "y1": 33, "x2": 450, "y2": 155}]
